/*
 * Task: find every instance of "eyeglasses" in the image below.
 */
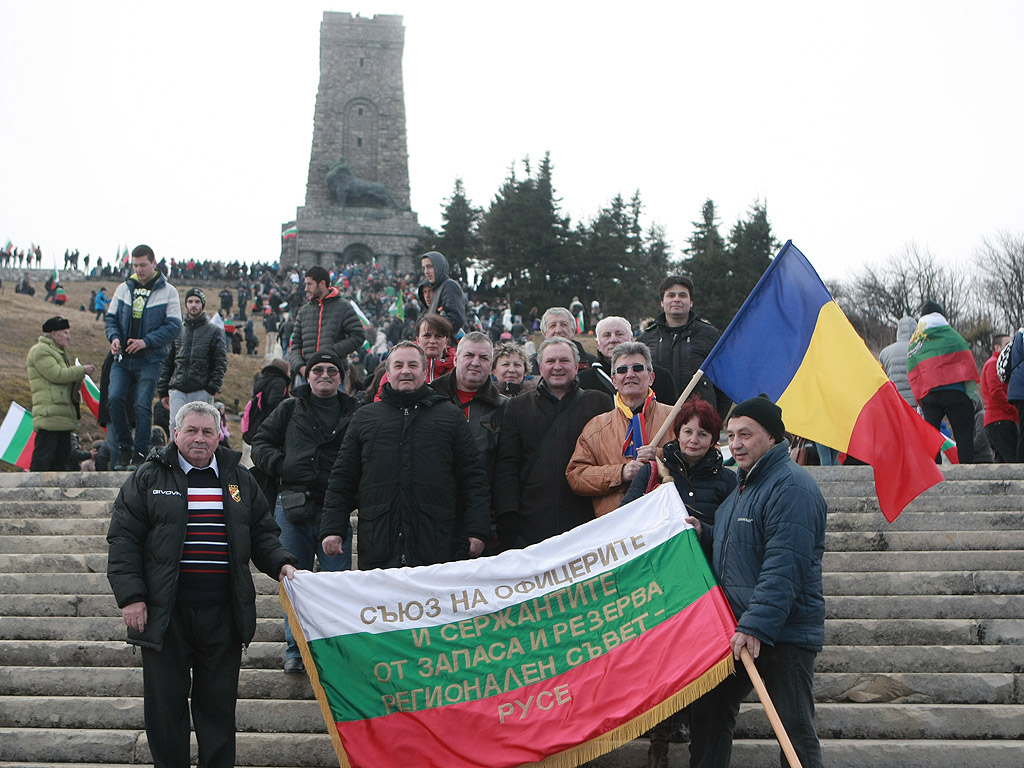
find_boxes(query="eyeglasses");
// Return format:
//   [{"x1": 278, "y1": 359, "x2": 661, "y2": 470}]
[
  {"x1": 310, "y1": 366, "x2": 340, "y2": 377},
  {"x1": 614, "y1": 363, "x2": 649, "y2": 375}
]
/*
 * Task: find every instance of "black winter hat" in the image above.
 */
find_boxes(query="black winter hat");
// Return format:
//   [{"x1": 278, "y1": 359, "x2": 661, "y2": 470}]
[
  {"x1": 919, "y1": 300, "x2": 945, "y2": 316},
  {"x1": 185, "y1": 288, "x2": 206, "y2": 307},
  {"x1": 306, "y1": 350, "x2": 344, "y2": 372},
  {"x1": 42, "y1": 316, "x2": 70, "y2": 332},
  {"x1": 730, "y1": 394, "x2": 786, "y2": 444}
]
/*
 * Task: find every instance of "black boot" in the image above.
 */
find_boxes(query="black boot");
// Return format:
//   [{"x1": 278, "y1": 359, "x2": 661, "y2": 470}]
[{"x1": 647, "y1": 716, "x2": 671, "y2": 767}]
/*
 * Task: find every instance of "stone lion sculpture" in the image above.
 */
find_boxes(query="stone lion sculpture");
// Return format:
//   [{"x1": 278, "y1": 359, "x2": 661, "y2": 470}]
[{"x1": 326, "y1": 158, "x2": 399, "y2": 210}]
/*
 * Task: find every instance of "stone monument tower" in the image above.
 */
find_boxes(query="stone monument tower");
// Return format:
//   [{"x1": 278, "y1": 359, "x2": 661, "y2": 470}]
[{"x1": 282, "y1": 12, "x2": 422, "y2": 271}]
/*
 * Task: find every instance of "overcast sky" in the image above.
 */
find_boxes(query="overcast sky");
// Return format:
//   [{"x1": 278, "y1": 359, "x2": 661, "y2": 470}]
[{"x1": 2, "y1": 0, "x2": 1022, "y2": 282}]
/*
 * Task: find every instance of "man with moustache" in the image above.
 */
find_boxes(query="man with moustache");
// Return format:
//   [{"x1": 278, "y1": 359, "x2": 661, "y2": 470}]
[
  {"x1": 494, "y1": 337, "x2": 612, "y2": 548},
  {"x1": 321, "y1": 342, "x2": 490, "y2": 569},
  {"x1": 567, "y1": 341, "x2": 674, "y2": 517}
]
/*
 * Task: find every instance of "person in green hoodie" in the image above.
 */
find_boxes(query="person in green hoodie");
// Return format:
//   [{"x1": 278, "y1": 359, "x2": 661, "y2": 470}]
[{"x1": 26, "y1": 316, "x2": 96, "y2": 471}]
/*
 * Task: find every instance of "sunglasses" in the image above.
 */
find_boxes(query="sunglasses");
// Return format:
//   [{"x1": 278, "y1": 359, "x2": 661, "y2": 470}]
[
  {"x1": 614, "y1": 363, "x2": 649, "y2": 375},
  {"x1": 310, "y1": 366, "x2": 340, "y2": 377}
]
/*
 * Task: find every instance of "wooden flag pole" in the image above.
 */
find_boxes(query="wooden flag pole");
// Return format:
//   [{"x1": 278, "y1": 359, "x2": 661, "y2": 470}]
[
  {"x1": 739, "y1": 647, "x2": 804, "y2": 768},
  {"x1": 647, "y1": 368, "x2": 707, "y2": 448}
]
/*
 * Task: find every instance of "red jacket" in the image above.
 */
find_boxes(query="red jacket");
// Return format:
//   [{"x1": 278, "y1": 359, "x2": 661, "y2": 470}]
[{"x1": 982, "y1": 351, "x2": 1016, "y2": 424}]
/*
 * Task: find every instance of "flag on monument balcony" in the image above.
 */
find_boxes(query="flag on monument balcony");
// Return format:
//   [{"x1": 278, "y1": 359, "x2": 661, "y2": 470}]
[
  {"x1": 0, "y1": 403, "x2": 35, "y2": 470},
  {"x1": 282, "y1": 225, "x2": 298, "y2": 241},
  {"x1": 281, "y1": 484, "x2": 736, "y2": 768},
  {"x1": 702, "y1": 241, "x2": 949, "y2": 522}
]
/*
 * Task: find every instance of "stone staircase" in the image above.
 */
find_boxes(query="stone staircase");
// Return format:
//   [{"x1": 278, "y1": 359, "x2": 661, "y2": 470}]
[{"x1": 0, "y1": 465, "x2": 1022, "y2": 767}]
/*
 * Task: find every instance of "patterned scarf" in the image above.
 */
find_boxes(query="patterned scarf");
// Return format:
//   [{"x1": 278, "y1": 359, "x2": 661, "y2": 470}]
[{"x1": 618, "y1": 390, "x2": 656, "y2": 459}]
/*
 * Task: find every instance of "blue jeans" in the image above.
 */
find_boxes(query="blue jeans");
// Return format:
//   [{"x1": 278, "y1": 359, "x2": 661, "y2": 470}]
[
  {"x1": 688, "y1": 643, "x2": 822, "y2": 768},
  {"x1": 274, "y1": 495, "x2": 351, "y2": 660},
  {"x1": 107, "y1": 360, "x2": 161, "y2": 458}
]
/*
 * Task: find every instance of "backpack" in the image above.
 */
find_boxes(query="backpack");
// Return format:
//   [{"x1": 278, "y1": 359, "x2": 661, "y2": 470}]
[
  {"x1": 241, "y1": 382, "x2": 288, "y2": 445},
  {"x1": 240, "y1": 392, "x2": 263, "y2": 445}
]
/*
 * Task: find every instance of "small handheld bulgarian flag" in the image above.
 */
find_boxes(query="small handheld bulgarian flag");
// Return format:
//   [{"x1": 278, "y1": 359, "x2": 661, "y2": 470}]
[
  {"x1": 350, "y1": 300, "x2": 373, "y2": 350},
  {"x1": 282, "y1": 484, "x2": 736, "y2": 768},
  {"x1": 0, "y1": 403, "x2": 35, "y2": 470},
  {"x1": 576, "y1": 310, "x2": 585, "y2": 334}
]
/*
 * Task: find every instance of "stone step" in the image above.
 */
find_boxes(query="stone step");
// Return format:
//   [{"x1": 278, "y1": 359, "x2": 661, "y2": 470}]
[
  {"x1": 0, "y1": 571, "x2": 281, "y2": 595},
  {"x1": 2, "y1": 666, "x2": 1017, "y2": 705},
  {"x1": 0, "y1": 486, "x2": 119, "y2": 501},
  {"x1": 826, "y1": 594, "x2": 1024, "y2": 618},
  {"x1": 0, "y1": 593, "x2": 288, "y2": 617},
  {"x1": 825, "y1": 530, "x2": 1024, "y2": 551},
  {"x1": 0, "y1": 728, "x2": 335, "y2": 766},
  {"x1": 2, "y1": 730, "x2": 1024, "y2": 768},
  {"x1": 824, "y1": 570, "x2": 1024, "y2": 595},
  {"x1": 824, "y1": 618, "x2": 1024, "y2": 646},
  {"x1": 0, "y1": 501, "x2": 113, "y2": 519},
  {"x1": 826, "y1": 494, "x2": 1024, "y2": 513},
  {"x1": 3, "y1": 696, "x2": 1022, "y2": 739},
  {"x1": 0, "y1": 617, "x2": 289, "y2": 643},
  {"x1": 827, "y1": 509, "x2": 1024, "y2": 531},
  {"x1": 6, "y1": 614, "x2": 1022, "y2": 647},
  {"x1": 0, "y1": 667, "x2": 314, "y2": 700},
  {"x1": 807, "y1": 463, "x2": 1024, "y2": 482},
  {"x1": 817, "y1": 644, "x2": 1024, "y2": 673},
  {"x1": 823, "y1": 550, "x2": 1024, "y2": 572},
  {"x1": 818, "y1": 479, "x2": 1024, "y2": 498},
  {"x1": 5, "y1": 639, "x2": 1024, "y2": 677},
  {"x1": 0, "y1": 640, "x2": 285, "y2": 669},
  {"x1": 6, "y1": 530, "x2": 1024, "y2": 564},
  {"x1": 0, "y1": 535, "x2": 110, "y2": 554},
  {"x1": 0, "y1": 518, "x2": 108, "y2": 536},
  {"x1": 0, "y1": 472, "x2": 129, "y2": 489}
]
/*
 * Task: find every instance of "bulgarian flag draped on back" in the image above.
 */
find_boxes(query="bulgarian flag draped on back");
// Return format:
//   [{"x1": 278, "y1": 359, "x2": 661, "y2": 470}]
[
  {"x1": 282, "y1": 485, "x2": 736, "y2": 768},
  {"x1": 907, "y1": 313, "x2": 980, "y2": 402}
]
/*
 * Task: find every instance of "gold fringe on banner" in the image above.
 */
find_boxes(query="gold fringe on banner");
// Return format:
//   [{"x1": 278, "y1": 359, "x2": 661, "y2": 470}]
[
  {"x1": 281, "y1": 580, "x2": 734, "y2": 768},
  {"x1": 280, "y1": 582, "x2": 352, "y2": 768},
  {"x1": 521, "y1": 654, "x2": 736, "y2": 768}
]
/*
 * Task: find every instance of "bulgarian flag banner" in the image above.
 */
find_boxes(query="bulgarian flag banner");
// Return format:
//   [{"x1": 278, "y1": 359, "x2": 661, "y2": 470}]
[
  {"x1": 907, "y1": 313, "x2": 980, "y2": 402},
  {"x1": 0, "y1": 403, "x2": 35, "y2": 470},
  {"x1": 281, "y1": 484, "x2": 736, "y2": 768},
  {"x1": 81, "y1": 374, "x2": 101, "y2": 421},
  {"x1": 282, "y1": 225, "x2": 298, "y2": 241}
]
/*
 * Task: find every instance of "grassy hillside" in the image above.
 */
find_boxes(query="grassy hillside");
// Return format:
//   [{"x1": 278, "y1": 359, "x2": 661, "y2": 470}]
[{"x1": 0, "y1": 278, "x2": 273, "y2": 464}]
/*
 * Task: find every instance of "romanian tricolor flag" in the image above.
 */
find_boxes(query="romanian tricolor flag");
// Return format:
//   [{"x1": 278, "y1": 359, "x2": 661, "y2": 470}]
[
  {"x1": 0, "y1": 403, "x2": 35, "y2": 470},
  {"x1": 282, "y1": 485, "x2": 736, "y2": 768},
  {"x1": 702, "y1": 241, "x2": 948, "y2": 522}
]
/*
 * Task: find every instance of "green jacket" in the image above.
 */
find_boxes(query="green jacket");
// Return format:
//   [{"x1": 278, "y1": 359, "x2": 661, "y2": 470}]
[{"x1": 26, "y1": 335, "x2": 85, "y2": 432}]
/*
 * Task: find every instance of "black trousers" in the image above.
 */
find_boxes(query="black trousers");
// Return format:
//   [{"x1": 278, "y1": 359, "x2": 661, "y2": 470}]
[
  {"x1": 919, "y1": 389, "x2": 975, "y2": 464},
  {"x1": 141, "y1": 604, "x2": 241, "y2": 768},
  {"x1": 30, "y1": 429, "x2": 71, "y2": 471},
  {"x1": 986, "y1": 420, "x2": 1019, "y2": 463}
]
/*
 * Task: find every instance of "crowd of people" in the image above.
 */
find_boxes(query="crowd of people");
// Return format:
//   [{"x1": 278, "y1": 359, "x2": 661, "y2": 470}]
[{"x1": 19, "y1": 241, "x2": 1024, "y2": 768}]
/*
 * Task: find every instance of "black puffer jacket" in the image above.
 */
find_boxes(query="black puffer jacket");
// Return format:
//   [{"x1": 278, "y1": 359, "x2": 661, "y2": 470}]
[
  {"x1": 106, "y1": 444, "x2": 295, "y2": 651},
  {"x1": 250, "y1": 385, "x2": 360, "y2": 499},
  {"x1": 638, "y1": 311, "x2": 730, "y2": 416},
  {"x1": 493, "y1": 380, "x2": 612, "y2": 546},
  {"x1": 287, "y1": 287, "x2": 366, "y2": 375},
  {"x1": 321, "y1": 384, "x2": 490, "y2": 569},
  {"x1": 429, "y1": 371, "x2": 507, "y2": 481},
  {"x1": 621, "y1": 442, "x2": 737, "y2": 527},
  {"x1": 157, "y1": 313, "x2": 228, "y2": 397}
]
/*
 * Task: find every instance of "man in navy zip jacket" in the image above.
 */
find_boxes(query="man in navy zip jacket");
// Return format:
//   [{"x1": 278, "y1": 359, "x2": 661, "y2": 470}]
[{"x1": 686, "y1": 395, "x2": 826, "y2": 768}]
